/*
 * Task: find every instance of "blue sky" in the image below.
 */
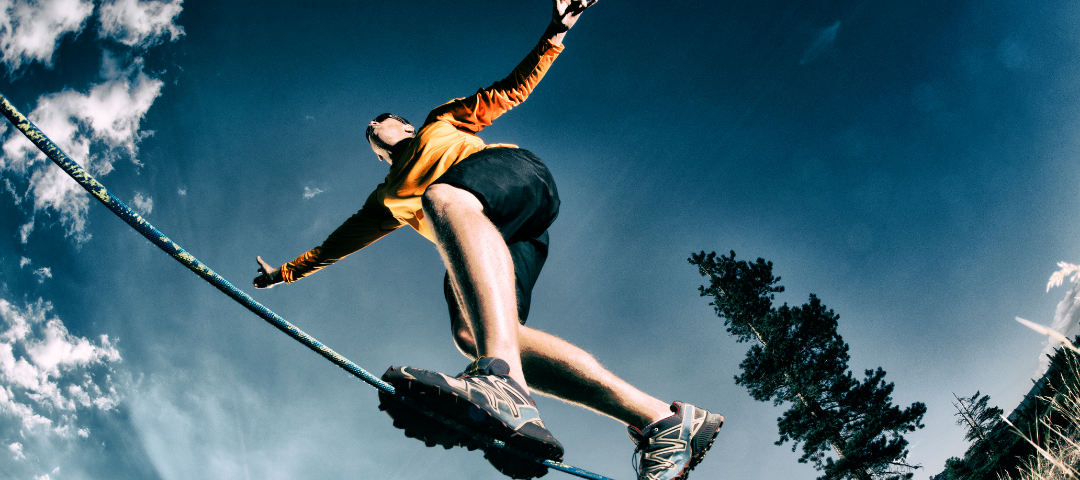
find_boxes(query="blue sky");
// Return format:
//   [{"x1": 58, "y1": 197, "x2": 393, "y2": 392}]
[{"x1": 2, "y1": 1, "x2": 1080, "y2": 479}]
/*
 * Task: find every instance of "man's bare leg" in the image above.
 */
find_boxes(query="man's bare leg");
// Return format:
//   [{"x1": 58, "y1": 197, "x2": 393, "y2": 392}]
[
  {"x1": 519, "y1": 327, "x2": 674, "y2": 429},
  {"x1": 451, "y1": 318, "x2": 673, "y2": 429},
  {"x1": 423, "y1": 183, "x2": 528, "y2": 388},
  {"x1": 424, "y1": 184, "x2": 673, "y2": 429}
]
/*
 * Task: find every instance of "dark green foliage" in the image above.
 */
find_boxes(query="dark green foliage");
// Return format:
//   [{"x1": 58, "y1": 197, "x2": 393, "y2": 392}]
[
  {"x1": 690, "y1": 251, "x2": 927, "y2": 480},
  {"x1": 930, "y1": 457, "x2": 977, "y2": 480},
  {"x1": 953, "y1": 392, "x2": 1004, "y2": 446},
  {"x1": 929, "y1": 391, "x2": 1010, "y2": 480},
  {"x1": 931, "y1": 346, "x2": 1080, "y2": 480}
]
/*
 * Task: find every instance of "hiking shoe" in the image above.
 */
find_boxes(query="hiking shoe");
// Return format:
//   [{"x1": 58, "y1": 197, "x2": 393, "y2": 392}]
[
  {"x1": 379, "y1": 357, "x2": 562, "y2": 478},
  {"x1": 628, "y1": 401, "x2": 724, "y2": 480}
]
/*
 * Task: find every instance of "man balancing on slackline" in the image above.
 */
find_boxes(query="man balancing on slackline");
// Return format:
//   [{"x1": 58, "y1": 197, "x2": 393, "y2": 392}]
[{"x1": 251, "y1": 2, "x2": 722, "y2": 479}]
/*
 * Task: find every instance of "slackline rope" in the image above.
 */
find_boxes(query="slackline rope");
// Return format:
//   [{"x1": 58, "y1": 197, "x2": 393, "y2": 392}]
[{"x1": 0, "y1": 93, "x2": 615, "y2": 480}]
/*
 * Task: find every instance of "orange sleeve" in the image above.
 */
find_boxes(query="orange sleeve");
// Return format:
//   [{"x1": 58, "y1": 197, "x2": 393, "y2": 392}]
[
  {"x1": 425, "y1": 39, "x2": 564, "y2": 132},
  {"x1": 280, "y1": 188, "x2": 403, "y2": 283}
]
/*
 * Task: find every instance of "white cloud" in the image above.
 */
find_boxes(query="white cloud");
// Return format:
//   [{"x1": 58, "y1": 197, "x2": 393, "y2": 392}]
[
  {"x1": 19, "y1": 256, "x2": 29, "y2": 268},
  {"x1": 2, "y1": 176, "x2": 18, "y2": 203},
  {"x1": 0, "y1": 298, "x2": 122, "y2": 434},
  {"x1": 131, "y1": 191, "x2": 152, "y2": 215},
  {"x1": 177, "y1": 186, "x2": 186, "y2": 196},
  {"x1": 0, "y1": 0, "x2": 95, "y2": 72},
  {"x1": 32, "y1": 267, "x2": 50, "y2": 283},
  {"x1": 17, "y1": 219, "x2": 34, "y2": 244},
  {"x1": 0, "y1": 1, "x2": 185, "y2": 246},
  {"x1": 98, "y1": 0, "x2": 185, "y2": 49},
  {"x1": 303, "y1": 186, "x2": 324, "y2": 199},
  {"x1": 9, "y1": 440, "x2": 23, "y2": 460},
  {"x1": 1, "y1": 64, "x2": 163, "y2": 243},
  {"x1": 1037, "y1": 280, "x2": 1080, "y2": 375}
]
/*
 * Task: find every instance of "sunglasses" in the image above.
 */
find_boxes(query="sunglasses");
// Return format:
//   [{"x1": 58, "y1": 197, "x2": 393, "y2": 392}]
[{"x1": 366, "y1": 113, "x2": 413, "y2": 144}]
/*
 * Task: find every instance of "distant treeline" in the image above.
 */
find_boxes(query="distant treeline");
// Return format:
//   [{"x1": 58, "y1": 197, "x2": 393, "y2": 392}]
[{"x1": 932, "y1": 338, "x2": 1080, "y2": 480}]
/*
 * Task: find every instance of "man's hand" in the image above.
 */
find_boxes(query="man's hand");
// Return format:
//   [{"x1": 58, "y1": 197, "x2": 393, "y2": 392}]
[
  {"x1": 552, "y1": 0, "x2": 598, "y2": 32},
  {"x1": 253, "y1": 256, "x2": 284, "y2": 289},
  {"x1": 546, "y1": 0, "x2": 597, "y2": 45}
]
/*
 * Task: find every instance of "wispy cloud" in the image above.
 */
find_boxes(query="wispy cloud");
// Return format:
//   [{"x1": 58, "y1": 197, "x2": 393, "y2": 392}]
[
  {"x1": 17, "y1": 220, "x2": 33, "y2": 244},
  {"x1": 0, "y1": 0, "x2": 95, "y2": 72},
  {"x1": 1035, "y1": 268, "x2": 1080, "y2": 375},
  {"x1": 18, "y1": 256, "x2": 29, "y2": 268},
  {"x1": 2, "y1": 176, "x2": 16, "y2": 202},
  {"x1": 129, "y1": 363, "x2": 327, "y2": 480},
  {"x1": 303, "y1": 186, "x2": 324, "y2": 199},
  {"x1": 800, "y1": 21, "x2": 841, "y2": 66},
  {"x1": 98, "y1": 0, "x2": 185, "y2": 49},
  {"x1": 32, "y1": 267, "x2": 50, "y2": 283},
  {"x1": 131, "y1": 191, "x2": 153, "y2": 216}
]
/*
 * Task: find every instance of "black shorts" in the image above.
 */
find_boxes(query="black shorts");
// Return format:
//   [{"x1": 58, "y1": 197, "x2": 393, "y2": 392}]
[{"x1": 433, "y1": 147, "x2": 560, "y2": 326}]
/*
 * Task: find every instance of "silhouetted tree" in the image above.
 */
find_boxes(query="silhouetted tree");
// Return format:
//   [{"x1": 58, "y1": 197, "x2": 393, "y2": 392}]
[
  {"x1": 930, "y1": 392, "x2": 1006, "y2": 480},
  {"x1": 690, "y1": 250, "x2": 927, "y2": 480},
  {"x1": 954, "y1": 392, "x2": 1003, "y2": 455}
]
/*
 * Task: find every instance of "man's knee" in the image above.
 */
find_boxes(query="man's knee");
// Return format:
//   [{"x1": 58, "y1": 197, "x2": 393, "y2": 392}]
[{"x1": 422, "y1": 184, "x2": 483, "y2": 219}]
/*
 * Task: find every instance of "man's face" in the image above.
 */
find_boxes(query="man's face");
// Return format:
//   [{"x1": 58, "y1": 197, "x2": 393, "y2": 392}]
[{"x1": 368, "y1": 117, "x2": 415, "y2": 164}]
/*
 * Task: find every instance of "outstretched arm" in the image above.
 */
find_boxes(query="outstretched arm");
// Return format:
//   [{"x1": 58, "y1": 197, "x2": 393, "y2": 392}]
[
  {"x1": 251, "y1": 189, "x2": 402, "y2": 289},
  {"x1": 544, "y1": 0, "x2": 599, "y2": 46}
]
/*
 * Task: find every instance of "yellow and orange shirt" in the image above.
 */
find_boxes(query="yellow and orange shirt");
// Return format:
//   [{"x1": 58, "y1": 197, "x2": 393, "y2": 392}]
[{"x1": 280, "y1": 39, "x2": 564, "y2": 283}]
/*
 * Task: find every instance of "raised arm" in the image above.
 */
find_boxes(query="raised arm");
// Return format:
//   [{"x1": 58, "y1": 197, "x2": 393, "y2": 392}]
[{"x1": 424, "y1": 0, "x2": 598, "y2": 132}]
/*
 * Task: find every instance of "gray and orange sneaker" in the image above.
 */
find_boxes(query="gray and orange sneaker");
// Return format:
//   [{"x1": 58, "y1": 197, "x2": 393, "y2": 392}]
[
  {"x1": 379, "y1": 357, "x2": 561, "y2": 479},
  {"x1": 627, "y1": 401, "x2": 724, "y2": 480}
]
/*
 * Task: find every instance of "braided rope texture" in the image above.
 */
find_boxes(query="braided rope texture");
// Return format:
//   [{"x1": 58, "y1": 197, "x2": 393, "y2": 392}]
[{"x1": 0, "y1": 93, "x2": 614, "y2": 480}]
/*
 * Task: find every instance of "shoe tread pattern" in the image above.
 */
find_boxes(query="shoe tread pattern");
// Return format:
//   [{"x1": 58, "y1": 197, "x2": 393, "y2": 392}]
[{"x1": 378, "y1": 366, "x2": 560, "y2": 479}]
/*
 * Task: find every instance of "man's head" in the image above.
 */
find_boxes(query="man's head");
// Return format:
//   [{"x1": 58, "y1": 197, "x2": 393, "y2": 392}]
[{"x1": 366, "y1": 113, "x2": 414, "y2": 164}]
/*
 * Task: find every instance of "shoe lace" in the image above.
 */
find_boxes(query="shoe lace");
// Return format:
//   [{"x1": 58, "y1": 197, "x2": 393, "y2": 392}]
[
  {"x1": 630, "y1": 437, "x2": 649, "y2": 480},
  {"x1": 631, "y1": 448, "x2": 642, "y2": 479}
]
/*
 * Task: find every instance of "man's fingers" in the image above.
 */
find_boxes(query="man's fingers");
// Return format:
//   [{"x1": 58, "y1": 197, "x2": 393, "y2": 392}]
[
  {"x1": 562, "y1": 0, "x2": 595, "y2": 18},
  {"x1": 256, "y1": 255, "x2": 273, "y2": 273},
  {"x1": 572, "y1": 0, "x2": 596, "y2": 11},
  {"x1": 253, "y1": 273, "x2": 275, "y2": 289}
]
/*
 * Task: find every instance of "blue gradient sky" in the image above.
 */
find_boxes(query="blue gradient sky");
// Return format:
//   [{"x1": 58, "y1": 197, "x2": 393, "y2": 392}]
[{"x1": 2, "y1": 1, "x2": 1080, "y2": 479}]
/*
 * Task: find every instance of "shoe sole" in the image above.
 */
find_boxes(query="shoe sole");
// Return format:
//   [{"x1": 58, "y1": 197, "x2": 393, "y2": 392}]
[
  {"x1": 379, "y1": 367, "x2": 562, "y2": 478},
  {"x1": 378, "y1": 387, "x2": 484, "y2": 450}
]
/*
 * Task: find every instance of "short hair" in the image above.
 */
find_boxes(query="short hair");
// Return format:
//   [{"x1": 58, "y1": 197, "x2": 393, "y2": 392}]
[{"x1": 365, "y1": 113, "x2": 412, "y2": 150}]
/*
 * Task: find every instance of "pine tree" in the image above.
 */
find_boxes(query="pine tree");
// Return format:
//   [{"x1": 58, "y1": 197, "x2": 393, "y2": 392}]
[
  {"x1": 690, "y1": 251, "x2": 927, "y2": 480},
  {"x1": 953, "y1": 392, "x2": 1003, "y2": 453},
  {"x1": 930, "y1": 392, "x2": 1005, "y2": 480}
]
